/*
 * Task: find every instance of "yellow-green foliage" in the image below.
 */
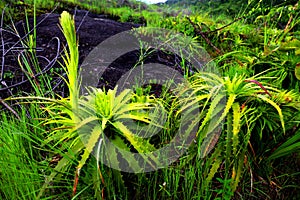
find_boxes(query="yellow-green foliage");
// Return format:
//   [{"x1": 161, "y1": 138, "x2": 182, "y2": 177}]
[{"x1": 59, "y1": 11, "x2": 79, "y2": 112}]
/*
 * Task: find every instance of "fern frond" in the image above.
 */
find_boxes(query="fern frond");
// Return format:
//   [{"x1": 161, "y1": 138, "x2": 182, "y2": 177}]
[
  {"x1": 197, "y1": 93, "x2": 225, "y2": 138},
  {"x1": 225, "y1": 111, "x2": 233, "y2": 172},
  {"x1": 232, "y1": 102, "x2": 241, "y2": 156},
  {"x1": 77, "y1": 123, "x2": 103, "y2": 171},
  {"x1": 257, "y1": 94, "x2": 285, "y2": 133},
  {"x1": 113, "y1": 121, "x2": 156, "y2": 153},
  {"x1": 204, "y1": 148, "x2": 222, "y2": 186}
]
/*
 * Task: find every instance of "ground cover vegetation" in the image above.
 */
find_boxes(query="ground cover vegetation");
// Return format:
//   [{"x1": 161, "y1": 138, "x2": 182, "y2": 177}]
[{"x1": 0, "y1": 0, "x2": 300, "y2": 199}]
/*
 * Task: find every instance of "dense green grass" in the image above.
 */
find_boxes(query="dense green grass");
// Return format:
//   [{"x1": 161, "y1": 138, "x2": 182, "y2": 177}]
[{"x1": 1, "y1": 0, "x2": 300, "y2": 199}]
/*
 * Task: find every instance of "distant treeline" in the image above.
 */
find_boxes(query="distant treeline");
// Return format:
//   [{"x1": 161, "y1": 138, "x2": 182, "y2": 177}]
[{"x1": 164, "y1": 0, "x2": 298, "y2": 6}]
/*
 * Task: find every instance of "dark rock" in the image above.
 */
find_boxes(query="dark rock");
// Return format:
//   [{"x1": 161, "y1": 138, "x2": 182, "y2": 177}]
[
  {"x1": 0, "y1": 10, "x2": 188, "y2": 99},
  {"x1": 0, "y1": 10, "x2": 141, "y2": 98},
  {"x1": 15, "y1": 10, "x2": 141, "y2": 65}
]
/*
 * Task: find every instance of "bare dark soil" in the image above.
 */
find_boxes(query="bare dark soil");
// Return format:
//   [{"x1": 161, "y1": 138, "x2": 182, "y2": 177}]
[{"x1": 0, "y1": 9, "x2": 186, "y2": 99}]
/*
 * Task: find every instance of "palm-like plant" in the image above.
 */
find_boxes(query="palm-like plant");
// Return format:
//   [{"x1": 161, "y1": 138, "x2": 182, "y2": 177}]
[
  {"x1": 183, "y1": 69, "x2": 299, "y2": 198},
  {"x1": 37, "y1": 11, "x2": 164, "y2": 198}
]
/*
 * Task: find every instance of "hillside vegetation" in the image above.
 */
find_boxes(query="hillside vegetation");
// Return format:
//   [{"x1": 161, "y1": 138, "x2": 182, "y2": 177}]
[{"x1": 0, "y1": 0, "x2": 300, "y2": 199}]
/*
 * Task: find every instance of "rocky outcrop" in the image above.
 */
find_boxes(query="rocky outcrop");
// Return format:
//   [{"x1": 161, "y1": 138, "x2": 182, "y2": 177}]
[
  {"x1": 0, "y1": 10, "x2": 141, "y2": 98},
  {"x1": 0, "y1": 10, "x2": 186, "y2": 99}
]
